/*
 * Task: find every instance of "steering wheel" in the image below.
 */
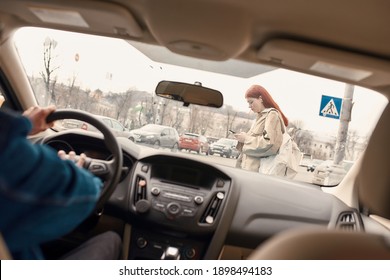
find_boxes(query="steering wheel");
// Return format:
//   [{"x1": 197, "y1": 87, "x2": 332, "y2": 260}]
[{"x1": 46, "y1": 109, "x2": 123, "y2": 213}]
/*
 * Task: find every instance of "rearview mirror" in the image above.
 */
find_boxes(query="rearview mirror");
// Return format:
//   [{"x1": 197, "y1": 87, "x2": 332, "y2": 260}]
[{"x1": 155, "y1": 80, "x2": 223, "y2": 108}]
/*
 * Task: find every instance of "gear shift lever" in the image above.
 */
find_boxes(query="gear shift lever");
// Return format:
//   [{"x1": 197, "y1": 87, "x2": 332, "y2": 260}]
[{"x1": 161, "y1": 246, "x2": 180, "y2": 260}]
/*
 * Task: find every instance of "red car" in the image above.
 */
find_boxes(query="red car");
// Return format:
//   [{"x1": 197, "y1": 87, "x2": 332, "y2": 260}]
[{"x1": 179, "y1": 133, "x2": 209, "y2": 155}]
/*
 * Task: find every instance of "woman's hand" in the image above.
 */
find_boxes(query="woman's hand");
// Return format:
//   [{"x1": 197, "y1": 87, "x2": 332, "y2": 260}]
[
  {"x1": 23, "y1": 105, "x2": 56, "y2": 135},
  {"x1": 234, "y1": 132, "x2": 247, "y2": 143}
]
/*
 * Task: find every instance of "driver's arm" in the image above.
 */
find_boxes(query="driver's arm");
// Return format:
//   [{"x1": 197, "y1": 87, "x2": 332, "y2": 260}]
[{"x1": 0, "y1": 108, "x2": 102, "y2": 259}]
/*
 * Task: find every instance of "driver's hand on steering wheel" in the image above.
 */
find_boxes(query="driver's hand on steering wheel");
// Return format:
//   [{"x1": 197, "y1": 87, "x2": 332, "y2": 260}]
[
  {"x1": 23, "y1": 105, "x2": 56, "y2": 135},
  {"x1": 58, "y1": 150, "x2": 89, "y2": 168}
]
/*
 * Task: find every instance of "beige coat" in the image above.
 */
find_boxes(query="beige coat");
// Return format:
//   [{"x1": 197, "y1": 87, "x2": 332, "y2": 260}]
[{"x1": 239, "y1": 108, "x2": 284, "y2": 172}]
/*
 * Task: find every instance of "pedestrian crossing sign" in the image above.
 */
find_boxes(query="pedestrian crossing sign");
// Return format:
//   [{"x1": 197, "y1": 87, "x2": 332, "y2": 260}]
[{"x1": 319, "y1": 95, "x2": 343, "y2": 119}]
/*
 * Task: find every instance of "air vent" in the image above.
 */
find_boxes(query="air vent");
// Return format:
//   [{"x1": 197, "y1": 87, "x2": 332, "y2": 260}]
[
  {"x1": 336, "y1": 212, "x2": 357, "y2": 231},
  {"x1": 133, "y1": 176, "x2": 147, "y2": 204},
  {"x1": 200, "y1": 192, "x2": 225, "y2": 224}
]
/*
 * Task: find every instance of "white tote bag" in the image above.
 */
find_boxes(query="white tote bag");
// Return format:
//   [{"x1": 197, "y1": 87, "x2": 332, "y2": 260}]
[{"x1": 259, "y1": 132, "x2": 301, "y2": 178}]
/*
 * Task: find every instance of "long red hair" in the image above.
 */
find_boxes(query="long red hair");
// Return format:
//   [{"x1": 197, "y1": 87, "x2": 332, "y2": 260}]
[{"x1": 245, "y1": 84, "x2": 288, "y2": 127}]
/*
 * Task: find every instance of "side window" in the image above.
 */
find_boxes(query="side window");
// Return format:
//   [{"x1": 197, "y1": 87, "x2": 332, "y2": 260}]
[
  {"x1": 162, "y1": 129, "x2": 169, "y2": 136},
  {"x1": 101, "y1": 118, "x2": 112, "y2": 128}
]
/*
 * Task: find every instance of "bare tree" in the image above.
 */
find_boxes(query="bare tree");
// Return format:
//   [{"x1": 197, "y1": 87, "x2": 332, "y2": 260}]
[
  {"x1": 188, "y1": 105, "x2": 201, "y2": 133},
  {"x1": 196, "y1": 109, "x2": 215, "y2": 135},
  {"x1": 345, "y1": 130, "x2": 368, "y2": 161},
  {"x1": 159, "y1": 100, "x2": 185, "y2": 130},
  {"x1": 40, "y1": 37, "x2": 60, "y2": 106},
  {"x1": 288, "y1": 119, "x2": 305, "y2": 131},
  {"x1": 78, "y1": 89, "x2": 95, "y2": 112},
  {"x1": 224, "y1": 105, "x2": 237, "y2": 137},
  {"x1": 141, "y1": 96, "x2": 159, "y2": 125},
  {"x1": 170, "y1": 105, "x2": 185, "y2": 132},
  {"x1": 295, "y1": 129, "x2": 314, "y2": 154},
  {"x1": 64, "y1": 74, "x2": 80, "y2": 108},
  {"x1": 106, "y1": 89, "x2": 136, "y2": 122}
]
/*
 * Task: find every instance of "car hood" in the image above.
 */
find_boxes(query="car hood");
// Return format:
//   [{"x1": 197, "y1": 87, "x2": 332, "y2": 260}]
[
  {"x1": 130, "y1": 129, "x2": 159, "y2": 136},
  {"x1": 212, "y1": 143, "x2": 229, "y2": 148}
]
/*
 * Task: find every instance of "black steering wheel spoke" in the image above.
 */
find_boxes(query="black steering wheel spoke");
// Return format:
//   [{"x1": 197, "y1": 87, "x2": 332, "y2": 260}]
[{"x1": 87, "y1": 159, "x2": 112, "y2": 177}]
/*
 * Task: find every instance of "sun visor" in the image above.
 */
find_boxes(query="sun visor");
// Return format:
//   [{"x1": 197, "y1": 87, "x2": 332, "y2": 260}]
[
  {"x1": 257, "y1": 39, "x2": 390, "y2": 88},
  {"x1": 6, "y1": 0, "x2": 143, "y2": 38}
]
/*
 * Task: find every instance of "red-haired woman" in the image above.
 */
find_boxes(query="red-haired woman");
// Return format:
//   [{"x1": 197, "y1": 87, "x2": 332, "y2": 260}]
[{"x1": 234, "y1": 84, "x2": 288, "y2": 172}]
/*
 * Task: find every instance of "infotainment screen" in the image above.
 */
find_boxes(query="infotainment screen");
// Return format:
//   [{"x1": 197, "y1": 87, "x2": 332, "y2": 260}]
[
  {"x1": 151, "y1": 162, "x2": 216, "y2": 189},
  {"x1": 170, "y1": 166, "x2": 199, "y2": 185}
]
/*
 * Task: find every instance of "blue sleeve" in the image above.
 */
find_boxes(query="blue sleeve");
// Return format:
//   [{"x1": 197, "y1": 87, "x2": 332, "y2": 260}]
[{"x1": 0, "y1": 110, "x2": 102, "y2": 255}]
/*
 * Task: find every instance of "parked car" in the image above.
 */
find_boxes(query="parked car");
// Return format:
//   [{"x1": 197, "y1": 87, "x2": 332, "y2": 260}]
[
  {"x1": 62, "y1": 115, "x2": 131, "y2": 138},
  {"x1": 299, "y1": 153, "x2": 313, "y2": 167},
  {"x1": 306, "y1": 159, "x2": 324, "y2": 172},
  {"x1": 179, "y1": 133, "x2": 209, "y2": 155},
  {"x1": 128, "y1": 124, "x2": 179, "y2": 149},
  {"x1": 312, "y1": 160, "x2": 355, "y2": 185},
  {"x1": 206, "y1": 136, "x2": 219, "y2": 145},
  {"x1": 209, "y1": 138, "x2": 240, "y2": 158}
]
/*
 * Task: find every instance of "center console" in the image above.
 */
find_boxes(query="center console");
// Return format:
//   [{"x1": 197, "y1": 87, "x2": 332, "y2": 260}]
[{"x1": 127, "y1": 157, "x2": 231, "y2": 259}]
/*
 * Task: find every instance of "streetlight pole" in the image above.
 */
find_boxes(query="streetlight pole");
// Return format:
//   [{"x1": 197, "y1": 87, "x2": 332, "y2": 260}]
[{"x1": 334, "y1": 84, "x2": 354, "y2": 165}]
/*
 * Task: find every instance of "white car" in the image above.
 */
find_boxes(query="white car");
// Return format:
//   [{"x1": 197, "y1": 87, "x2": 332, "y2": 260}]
[
  {"x1": 62, "y1": 115, "x2": 131, "y2": 138},
  {"x1": 312, "y1": 160, "x2": 354, "y2": 185},
  {"x1": 209, "y1": 138, "x2": 240, "y2": 158},
  {"x1": 128, "y1": 124, "x2": 179, "y2": 149}
]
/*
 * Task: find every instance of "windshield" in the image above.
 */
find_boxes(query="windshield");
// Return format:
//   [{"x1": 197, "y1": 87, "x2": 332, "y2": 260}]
[{"x1": 14, "y1": 27, "x2": 388, "y2": 186}]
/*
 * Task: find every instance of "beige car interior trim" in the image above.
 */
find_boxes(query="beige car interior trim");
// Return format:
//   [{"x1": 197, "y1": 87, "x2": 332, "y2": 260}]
[
  {"x1": 358, "y1": 103, "x2": 390, "y2": 220},
  {"x1": 248, "y1": 228, "x2": 390, "y2": 260},
  {"x1": 218, "y1": 245, "x2": 253, "y2": 260},
  {"x1": 370, "y1": 215, "x2": 390, "y2": 231},
  {"x1": 0, "y1": 37, "x2": 38, "y2": 108},
  {"x1": 322, "y1": 155, "x2": 362, "y2": 209},
  {"x1": 122, "y1": 224, "x2": 132, "y2": 260}
]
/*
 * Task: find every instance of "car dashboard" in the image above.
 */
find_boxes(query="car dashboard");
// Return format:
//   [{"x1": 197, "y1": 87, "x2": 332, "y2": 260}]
[{"x1": 37, "y1": 129, "x2": 376, "y2": 260}]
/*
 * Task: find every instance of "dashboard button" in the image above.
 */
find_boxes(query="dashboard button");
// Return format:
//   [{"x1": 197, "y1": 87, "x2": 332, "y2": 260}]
[
  {"x1": 184, "y1": 247, "x2": 196, "y2": 259},
  {"x1": 141, "y1": 165, "x2": 149, "y2": 173},
  {"x1": 217, "y1": 179, "x2": 224, "y2": 188},
  {"x1": 167, "y1": 202, "x2": 181, "y2": 215},
  {"x1": 216, "y1": 192, "x2": 225, "y2": 200},
  {"x1": 182, "y1": 208, "x2": 196, "y2": 217},
  {"x1": 135, "y1": 199, "x2": 151, "y2": 213},
  {"x1": 136, "y1": 237, "x2": 148, "y2": 249},
  {"x1": 151, "y1": 187, "x2": 160, "y2": 196},
  {"x1": 205, "y1": 215, "x2": 214, "y2": 224},
  {"x1": 194, "y1": 196, "x2": 204, "y2": 205}
]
